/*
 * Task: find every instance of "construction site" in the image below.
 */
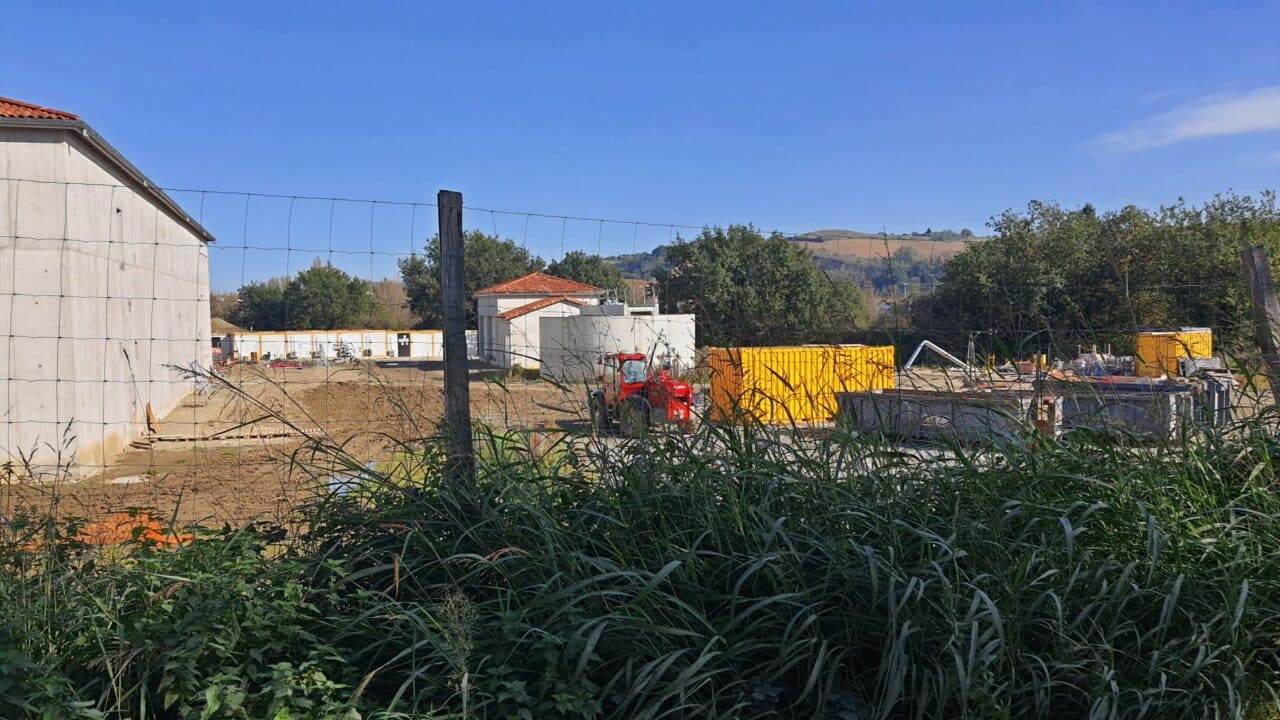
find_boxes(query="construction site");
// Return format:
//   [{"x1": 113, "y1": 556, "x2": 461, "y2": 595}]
[
  {"x1": 0, "y1": 101, "x2": 1269, "y2": 531},
  {"x1": 3, "y1": 311, "x2": 1256, "y2": 529}
]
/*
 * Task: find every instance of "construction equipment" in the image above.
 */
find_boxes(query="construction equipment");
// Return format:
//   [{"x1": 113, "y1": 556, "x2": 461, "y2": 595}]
[{"x1": 589, "y1": 352, "x2": 693, "y2": 436}]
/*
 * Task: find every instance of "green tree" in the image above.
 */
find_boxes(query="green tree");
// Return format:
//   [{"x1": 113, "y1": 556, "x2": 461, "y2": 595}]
[
  {"x1": 920, "y1": 192, "x2": 1280, "y2": 354},
  {"x1": 399, "y1": 231, "x2": 544, "y2": 328},
  {"x1": 657, "y1": 225, "x2": 867, "y2": 347},
  {"x1": 282, "y1": 264, "x2": 376, "y2": 330},
  {"x1": 546, "y1": 251, "x2": 625, "y2": 296},
  {"x1": 227, "y1": 279, "x2": 287, "y2": 331}
]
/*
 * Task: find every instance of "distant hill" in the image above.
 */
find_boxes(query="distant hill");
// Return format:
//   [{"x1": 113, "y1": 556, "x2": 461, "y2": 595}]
[
  {"x1": 604, "y1": 229, "x2": 985, "y2": 297},
  {"x1": 607, "y1": 245, "x2": 670, "y2": 278},
  {"x1": 788, "y1": 229, "x2": 981, "y2": 264}
]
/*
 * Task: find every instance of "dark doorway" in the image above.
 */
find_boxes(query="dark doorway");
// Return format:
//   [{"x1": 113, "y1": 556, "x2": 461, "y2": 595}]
[{"x1": 397, "y1": 333, "x2": 411, "y2": 357}]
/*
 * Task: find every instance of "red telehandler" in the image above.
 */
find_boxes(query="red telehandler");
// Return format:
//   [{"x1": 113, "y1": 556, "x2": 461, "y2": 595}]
[{"x1": 588, "y1": 352, "x2": 694, "y2": 436}]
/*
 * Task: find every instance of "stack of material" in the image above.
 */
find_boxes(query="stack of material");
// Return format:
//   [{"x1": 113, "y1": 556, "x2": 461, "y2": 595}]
[
  {"x1": 1047, "y1": 375, "x2": 1197, "y2": 438},
  {"x1": 836, "y1": 387, "x2": 1052, "y2": 443}
]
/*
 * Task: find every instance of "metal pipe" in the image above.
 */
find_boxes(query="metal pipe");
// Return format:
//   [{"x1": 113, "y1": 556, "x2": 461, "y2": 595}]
[{"x1": 903, "y1": 340, "x2": 974, "y2": 372}]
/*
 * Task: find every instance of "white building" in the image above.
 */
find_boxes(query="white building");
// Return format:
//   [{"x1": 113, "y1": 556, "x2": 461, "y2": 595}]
[
  {"x1": 0, "y1": 97, "x2": 213, "y2": 475},
  {"x1": 218, "y1": 328, "x2": 477, "y2": 361},
  {"x1": 474, "y1": 272, "x2": 601, "y2": 369},
  {"x1": 540, "y1": 303, "x2": 696, "y2": 382}
]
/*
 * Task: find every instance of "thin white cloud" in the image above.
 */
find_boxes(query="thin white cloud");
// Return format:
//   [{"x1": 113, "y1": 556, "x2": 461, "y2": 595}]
[
  {"x1": 1135, "y1": 88, "x2": 1188, "y2": 105},
  {"x1": 1093, "y1": 86, "x2": 1280, "y2": 152}
]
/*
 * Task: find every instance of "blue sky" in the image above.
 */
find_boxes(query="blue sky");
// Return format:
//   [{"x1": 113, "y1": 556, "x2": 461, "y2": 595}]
[{"x1": 5, "y1": 1, "x2": 1280, "y2": 289}]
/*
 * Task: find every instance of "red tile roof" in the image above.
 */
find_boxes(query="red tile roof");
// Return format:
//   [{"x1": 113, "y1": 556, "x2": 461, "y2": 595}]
[
  {"x1": 0, "y1": 97, "x2": 79, "y2": 121},
  {"x1": 496, "y1": 296, "x2": 585, "y2": 320},
  {"x1": 475, "y1": 272, "x2": 602, "y2": 296}
]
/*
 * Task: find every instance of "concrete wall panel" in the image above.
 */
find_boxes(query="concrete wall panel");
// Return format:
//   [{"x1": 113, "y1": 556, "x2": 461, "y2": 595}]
[
  {"x1": 1, "y1": 131, "x2": 211, "y2": 475},
  {"x1": 540, "y1": 314, "x2": 696, "y2": 381}
]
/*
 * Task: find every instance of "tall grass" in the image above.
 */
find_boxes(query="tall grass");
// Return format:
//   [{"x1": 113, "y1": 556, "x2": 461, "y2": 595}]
[{"x1": 6, "y1": 411, "x2": 1280, "y2": 718}]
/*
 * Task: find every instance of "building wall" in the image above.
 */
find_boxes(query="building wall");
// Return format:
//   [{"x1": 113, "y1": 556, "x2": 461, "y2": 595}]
[
  {"x1": 0, "y1": 127, "x2": 211, "y2": 475},
  {"x1": 225, "y1": 329, "x2": 477, "y2": 361},
  {"x1": 540, "y1": 313, "x2": 697, "y2": 382},
  {"x1": 476, "y1": 292, "x2": 598, "y2": 365},
  {"x1": 497, "y1": 302, "x2": 583, "y2": 370}
]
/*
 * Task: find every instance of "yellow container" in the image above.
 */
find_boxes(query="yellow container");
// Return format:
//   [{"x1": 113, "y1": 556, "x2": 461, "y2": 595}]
[
  {"x1": 707, "y1": 345, "x2": 895, "y2": 424},
  {"x1": 1135, "y1": 328, "x2": 1212, "y2": 377}
]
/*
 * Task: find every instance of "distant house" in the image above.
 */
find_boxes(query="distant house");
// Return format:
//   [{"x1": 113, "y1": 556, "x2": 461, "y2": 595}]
[
  {"x1": 474, "y1": 272, "x2": 601, "y2": 369},
  {"x1": 0, "y1": 97, "x2": 213, "y2": 475}
]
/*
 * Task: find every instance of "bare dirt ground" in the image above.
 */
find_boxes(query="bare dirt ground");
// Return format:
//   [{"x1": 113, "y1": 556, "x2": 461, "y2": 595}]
[
  {"x1": 2, "y1": 360, "x2": 585, "y2": 527},
  {"x1": 4, "y1": 361, "x2": 1264, "y2": 530}
]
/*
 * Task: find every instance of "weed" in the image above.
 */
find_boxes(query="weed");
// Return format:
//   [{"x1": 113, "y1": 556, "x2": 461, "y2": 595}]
[{"x1": 6, "y1": 409, "x2": 1280, "y2": 717}]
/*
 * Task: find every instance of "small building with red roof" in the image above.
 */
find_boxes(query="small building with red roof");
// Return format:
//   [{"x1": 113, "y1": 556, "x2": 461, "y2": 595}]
[{"x1": 475, "y1": 272, "x2": 602, "y2": 369}]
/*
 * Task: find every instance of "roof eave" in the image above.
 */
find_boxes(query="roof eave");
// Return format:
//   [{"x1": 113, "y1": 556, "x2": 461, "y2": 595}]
[
  {"x1": 0, "y1": 117, "x2": 216, "y2": 243},
  {"x1": 476, "y1": 289, "x2": 599, "y2": 296},
  {"x1": 496, "y1": 296, "x2": 585, "y2": 320}
]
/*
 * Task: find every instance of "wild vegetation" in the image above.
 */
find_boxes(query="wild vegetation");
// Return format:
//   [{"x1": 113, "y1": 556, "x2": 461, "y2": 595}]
[
  {"x1": 917, "y1": 192, "x2": 1280, "y2": 353},
  {"x1": 545, "y1": 251, "x2": 626, "y2": 298},
  {"x1": 657, "y1": 225, "x2": 868, "y2": 346},
  {"x1": 225, "y1": 262, "x2": 404, "y2": 332},
  {"x1": 400, "y1": 231, "x2": 546, "y2": 329},
  {"x1": 7, "y1": 409, "x2": 1280, "y2": 718}
]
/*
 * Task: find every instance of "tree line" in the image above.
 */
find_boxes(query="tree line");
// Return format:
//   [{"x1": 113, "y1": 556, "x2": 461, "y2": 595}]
[
  {"x1": 219, "y1": 226, "x2": 869, "y2": 346},
  {"x1": 911, "y1": 191, "x2": 1280, "y2": 354},
  {"x1": 216, "y1": 190, "x2": 1279, "y2": 350},
  {"x1": 397, "y1": 231, "x2": 628, "y2": 328}
]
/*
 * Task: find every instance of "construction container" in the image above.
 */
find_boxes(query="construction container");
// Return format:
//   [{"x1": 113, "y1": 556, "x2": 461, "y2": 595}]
[
  {"x1": 1052, "y1": 378, "x2": 1196, "y2": 439},
  {"x1": 1135, "y1": 328, "x2": 1212, "y2": 377},
  {"x1": 707, "y1": 345, "x2": 895, "y2": 424},
  {"x1": 836, "y1": 388, "x2": 1055, "y2": 443}
]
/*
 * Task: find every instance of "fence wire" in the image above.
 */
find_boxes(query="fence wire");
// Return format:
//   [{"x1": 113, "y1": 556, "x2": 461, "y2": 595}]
[{"x1": 0, "y1": 176, "x2": 1264, "y2": 529}]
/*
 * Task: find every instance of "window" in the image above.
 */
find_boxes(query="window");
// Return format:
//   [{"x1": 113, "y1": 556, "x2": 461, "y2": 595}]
[{"x1": 621, "y1": 359, "x2": 647, "y2": 384}]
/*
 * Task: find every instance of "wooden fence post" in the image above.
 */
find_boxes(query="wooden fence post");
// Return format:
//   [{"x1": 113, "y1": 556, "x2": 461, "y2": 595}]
[
  {"x1": 439, "y1": 189, "x2": 475, "y2": 484},
  {"x1": 1241, "y1": 245, "x2": 1280, "y2": 403}
]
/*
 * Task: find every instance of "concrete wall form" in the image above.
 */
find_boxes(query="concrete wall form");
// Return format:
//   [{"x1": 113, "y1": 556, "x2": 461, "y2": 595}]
[
  {"x1": 841, "y1": 382, "x2": 1217, "y2": 443},
  {"x1": 539, "y1": 313, "x2": 696, "y2": 382},
  {"x1": 1056, "y1": 387, "x2": 1196, "y2": 439},
  {"x1": 0, "y1": 128, "x2": 211, "y2": 475},
  {"x1": 837, "y1": 389, "x2": 1047, "y2": 443}
]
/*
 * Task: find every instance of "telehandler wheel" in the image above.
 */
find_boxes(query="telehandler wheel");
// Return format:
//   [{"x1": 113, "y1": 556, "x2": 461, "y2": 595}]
[
  {"x1": 619, "y1": 398, "x2": 651, "y2": 438},
  {"x1": 589, "y1": 396, "x2": 610, "y2": 434}
]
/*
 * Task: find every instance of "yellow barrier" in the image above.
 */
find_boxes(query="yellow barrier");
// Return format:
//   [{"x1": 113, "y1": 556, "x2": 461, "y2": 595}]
[
  {"x1": 1135, "y1": 329, "x2": 1212, "y2": 377},
  {"x1": 707, "y1": 345, "x2": 895, "y2": 424}
]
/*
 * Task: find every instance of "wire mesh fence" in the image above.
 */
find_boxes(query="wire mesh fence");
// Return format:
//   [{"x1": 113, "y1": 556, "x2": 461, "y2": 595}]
[{"x1": 1, "y1": 176, "x2": 1273, "y2": 529}]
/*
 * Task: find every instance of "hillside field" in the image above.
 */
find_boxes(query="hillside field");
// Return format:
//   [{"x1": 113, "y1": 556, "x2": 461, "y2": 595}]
[
  {"x1": 606, "y1": 228, "x2": 984, "y2": 278},
  {"x1": 790, "y1": 228, "x2": 979, "y2": 263}
]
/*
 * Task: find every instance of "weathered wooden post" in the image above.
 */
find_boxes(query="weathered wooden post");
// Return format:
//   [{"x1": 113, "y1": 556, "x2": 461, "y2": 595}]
[
  {"x1": 1241, "y1": 245, "x2": 1280, "y2": 403},
  {"x1": 439, "y1": 189, "x2": 475, "y2": 484}
]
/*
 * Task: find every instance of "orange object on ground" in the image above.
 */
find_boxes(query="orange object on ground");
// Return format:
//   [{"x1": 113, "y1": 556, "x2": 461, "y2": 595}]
[{"x1": 77, "y1": 512, "x2": 192, "y2": 546}]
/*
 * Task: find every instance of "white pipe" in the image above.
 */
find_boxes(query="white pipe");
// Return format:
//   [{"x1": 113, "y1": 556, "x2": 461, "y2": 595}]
[{"x1": 903, "y1": 340, "x2": 974, "y2": 372}]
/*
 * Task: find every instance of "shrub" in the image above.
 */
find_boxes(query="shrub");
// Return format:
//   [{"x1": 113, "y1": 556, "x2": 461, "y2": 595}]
[
  {"x1": 301, "y1": 423, "x2": 1280, "y2": 718},
  {"x1": 7, "y1": 420, "x2": 1280, "y2": 718}
]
